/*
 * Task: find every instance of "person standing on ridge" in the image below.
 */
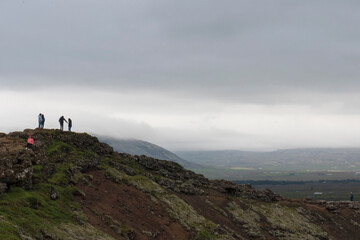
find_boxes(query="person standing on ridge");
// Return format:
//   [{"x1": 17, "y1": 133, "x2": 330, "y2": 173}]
[
  {"x1": 59, "y1": 116, "x2": 68, "y2": 131},
  {"x1": 41, "y1": 114, "x2": 45, "y2": 128},
  {"x1": 68, "y1": 118, "x2": 72, "y2": 132},
  {"x1": 38, "y1": 113, "x2": 43, "y2": 128},
  {"x1": 350, "y1": 192, "x2": 354, "y2": 201},
  {"x1": 26, "y1": 135, "x2": 34, "y2": 150}
]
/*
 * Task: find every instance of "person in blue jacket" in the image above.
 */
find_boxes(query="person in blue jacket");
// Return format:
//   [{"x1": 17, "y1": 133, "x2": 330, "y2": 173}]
[{"x1": 38, "y1": 113, "x2": 42, "y2": 128}]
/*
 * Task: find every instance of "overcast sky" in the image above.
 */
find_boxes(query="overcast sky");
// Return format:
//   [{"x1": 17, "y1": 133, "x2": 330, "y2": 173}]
[{"x1": 1, "y1": 0, "x2": 360, "y2": 151}]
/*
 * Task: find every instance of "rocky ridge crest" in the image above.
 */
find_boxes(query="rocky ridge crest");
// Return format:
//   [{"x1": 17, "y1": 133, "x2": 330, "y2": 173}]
[{"x1": 0, "y1": 129, "x2": 359, "y2": 239}]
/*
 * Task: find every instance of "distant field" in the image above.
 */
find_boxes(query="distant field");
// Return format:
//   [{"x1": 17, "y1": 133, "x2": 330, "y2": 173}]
[
  {"x1": 229, "y1": 167, "x2": 256, "y2": 170},
  {"x1": 189, "y1": 167, "x2": 360, "y2": 201},
  {"x1": 184, "y1": 148, "x2": 360, "y2": 201},
  {"x1": 176, "y1": 148, "x2": 360, "y2": 172},
  {"x1": 190, "y1": 167, "x2": 360, "y2": 181},
  {"x1": 240, "y1": 180, "x2": 360, "y2": 201}
]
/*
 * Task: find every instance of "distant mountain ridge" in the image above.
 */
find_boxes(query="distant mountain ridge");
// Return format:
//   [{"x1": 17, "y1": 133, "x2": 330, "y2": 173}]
[
  {"x1": 175, "y1": 148, "x2": 360, "y2": 171},
  {"x1": 97, "y1": 137, "x2": 200, "y2": 169}
]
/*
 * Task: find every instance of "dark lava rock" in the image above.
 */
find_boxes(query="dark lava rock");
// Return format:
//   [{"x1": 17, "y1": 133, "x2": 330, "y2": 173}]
[{"x1": 0, "y1": 150, "x2": 33, "y2": 189}]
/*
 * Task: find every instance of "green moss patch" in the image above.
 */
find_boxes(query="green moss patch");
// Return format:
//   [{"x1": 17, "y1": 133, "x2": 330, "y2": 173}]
[
  {"x1": 0, "y1": 185, "x2": 77, "y2": 238},
  {"x1": 105, "y1": 167, "x2": 165, "y2": 194},
  {"x1": 250, "y1": 202, "x2": 328, "y2": 240},
  {"x1": 0, "y1": 216, "x2": 22, "y2": 240}
]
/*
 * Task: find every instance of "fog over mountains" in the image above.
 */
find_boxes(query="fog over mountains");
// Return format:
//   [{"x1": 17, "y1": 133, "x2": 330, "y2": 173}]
[
  {"x1": 98, "y1": 136, "x2": 200, "y2": 169},
  {"x1": 96, "y1": 136, "x2": 360, "y2": 172}
]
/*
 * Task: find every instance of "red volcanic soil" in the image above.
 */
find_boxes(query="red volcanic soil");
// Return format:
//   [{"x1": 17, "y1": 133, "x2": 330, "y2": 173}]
[
  {"x1": 75, "y1": 170, "x2": 191, "y2": 240},
  {"x1": 75, "y1": 170, "x2": 360, "y2": 240}
]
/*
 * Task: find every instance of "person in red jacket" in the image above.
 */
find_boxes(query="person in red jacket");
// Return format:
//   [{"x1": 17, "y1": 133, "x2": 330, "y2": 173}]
[{"x1": 26, "y1": 135, "x2": 34, "y2": 150}]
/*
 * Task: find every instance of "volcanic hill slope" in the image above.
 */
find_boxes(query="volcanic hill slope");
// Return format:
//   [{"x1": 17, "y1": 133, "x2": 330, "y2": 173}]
[
  {"x1": 97, "y1": 137, "x2": 199, "y2": 169},
  {"x1": 0, "y1": 130, "x2": 360, "y2": 239}
]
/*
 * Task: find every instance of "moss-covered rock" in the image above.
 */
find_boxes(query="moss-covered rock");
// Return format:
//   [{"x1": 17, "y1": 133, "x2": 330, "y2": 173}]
[
  {"x1": 227, "y1": 201, "x2": 265, "y2": 239},
  {"x1": 252, "y1": 202, "x2": 329, "y2": 240},
  {"x1": 45, "y1": 223, "x2": 115, "y2": 240},
  {"x1": 106, "y1": 167, "x2": 165, "y2": 194},
  {"x1": 102, "y1": 215, "x2": 136, "y2": 239}
]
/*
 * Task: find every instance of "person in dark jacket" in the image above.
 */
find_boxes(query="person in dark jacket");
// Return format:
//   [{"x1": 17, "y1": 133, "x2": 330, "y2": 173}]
[
  {"x1": 59, "y1": 116, "x2": 68, "y2": 131},
  {"x1": 350, "y1": 192, "x2": 354, "y2": 201},
  {"x1": 68, "y1": 118, "x2": 72, "y2": 132},
  {"x1": 38, "y1": 113, "x2": 42, "y2": 128},
  {"x1": 41, "y1": 114, "x2": 45, "y2": 128}
]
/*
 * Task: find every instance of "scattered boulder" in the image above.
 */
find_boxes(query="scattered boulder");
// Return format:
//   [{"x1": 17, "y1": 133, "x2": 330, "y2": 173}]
[
  {"x1": 156, "y1": 177, "x2": 176, "y2": 189},
  {"x1": 137, "y1": 155, "x2": 161, "y2": 170},
  {"x1": 0, "y1": 150, "x2": 33, "y2": 189},
  {"x1": 175, "y1": 182, "x2": 197, "y2": 195},
  {"x1": 50, "y1": 187, "x2": 58, "y2": 200},
  {"x1": 109, "y1": 161, "x2": 136, "y2": 176}
]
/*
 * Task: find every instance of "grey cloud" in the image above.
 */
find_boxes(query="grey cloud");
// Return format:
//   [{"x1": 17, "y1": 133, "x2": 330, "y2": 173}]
[{"x1": 1, "y1": 0, "x2": 360, "y2": 104}]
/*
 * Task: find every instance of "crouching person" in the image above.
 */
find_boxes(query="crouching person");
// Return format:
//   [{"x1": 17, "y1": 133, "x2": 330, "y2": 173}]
[{"x1": 26, "y1": 135, "x2": 34, "y2": 150}]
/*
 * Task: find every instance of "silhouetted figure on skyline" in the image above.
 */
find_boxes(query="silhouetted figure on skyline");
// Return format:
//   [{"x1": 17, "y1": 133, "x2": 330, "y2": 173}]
[
  {"x1": 68, "y1": 118, "x2": 72, "y2": 132},
  {"x1": 38, "y1": 114, "x2": 45, "y2": 128},
  {"x1": 41, "y1": 114, "x2": 45, "y2": 128},
  {"x1": 38, "y1": 113, "x2": 42, "y2": 128},
  {"x1": 59, "y1": 116, "x2": 67, "y2": 131}
]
